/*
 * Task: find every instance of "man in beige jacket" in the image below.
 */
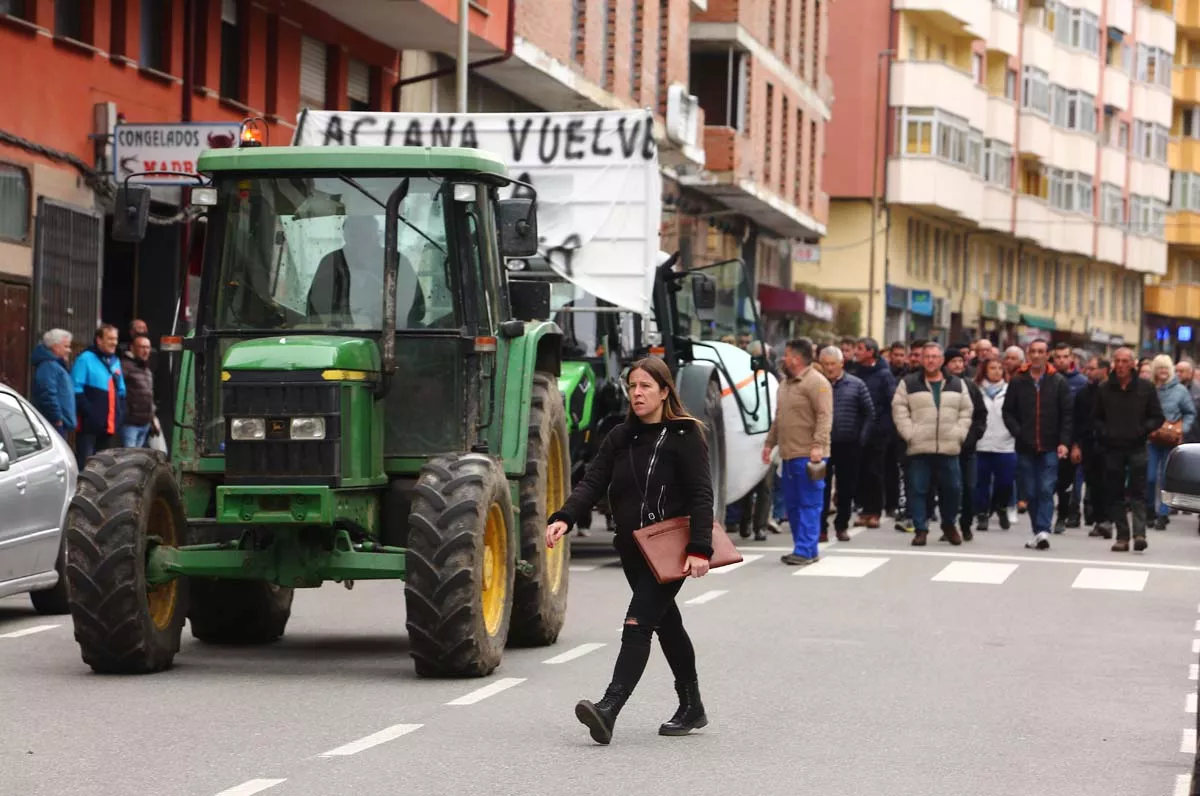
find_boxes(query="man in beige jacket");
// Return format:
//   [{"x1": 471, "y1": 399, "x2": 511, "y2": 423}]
[
  {"x1": 762, "y1": 338, "x2": 833, "y2": 565},
  {"x1": 891, "y1": 342, "x2": 974, "y2": 547}
]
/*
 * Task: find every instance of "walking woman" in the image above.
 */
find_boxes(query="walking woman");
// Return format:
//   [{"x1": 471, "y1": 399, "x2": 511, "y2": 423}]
[
  {"x1": 1147, "y1": 354, "x2": 1197, "y2": 529},
  {"x1": 545, "y1": 357, "x2": 714, "y2": 745},
  {"x1": 974, "y1": 358, "x2": 1016, "y2": 531}
]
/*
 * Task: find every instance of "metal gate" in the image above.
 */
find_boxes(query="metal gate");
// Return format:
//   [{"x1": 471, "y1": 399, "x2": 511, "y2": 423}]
[{"x1": 32, "y1": 197, "x2": 104, "y2": 351}]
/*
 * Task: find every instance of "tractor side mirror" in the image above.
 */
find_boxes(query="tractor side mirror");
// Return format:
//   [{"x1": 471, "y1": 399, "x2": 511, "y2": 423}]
[
  {"x1": 497, "y1": 198, "x2": 539, "y2": 258},
  {"x1": 508, "y1": 279, "x2": 551, "y2": 322},
  {"x1": 1161, "y1": 443, "x2": 1200, "y2": 512},
  {"x1": 691, "y1": 274, "x2": 717, "y2": 311},
  {"x1": 750, "y1": 354, "x2": 766, "y2": 372},
  {"x1": 112, "y1": 185, "x2": 151, "y2": 243}
]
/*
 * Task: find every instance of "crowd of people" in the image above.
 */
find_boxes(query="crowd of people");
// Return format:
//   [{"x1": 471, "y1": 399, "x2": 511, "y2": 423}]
[
  {"x1": 27, "y1": 320, "x2": 164, "y2": 469},
  {"x1": 753, "y1": 334, "x2": 1200, "y2": 565}
]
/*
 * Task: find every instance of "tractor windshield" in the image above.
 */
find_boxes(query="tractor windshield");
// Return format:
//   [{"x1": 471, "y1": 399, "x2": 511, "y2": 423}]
[
  {"x1": 673, "y1": 259, "x2": 761, "y2": 346},
  {"x1": 211, "y1": 174, "x2": 456, "y2": 332}
]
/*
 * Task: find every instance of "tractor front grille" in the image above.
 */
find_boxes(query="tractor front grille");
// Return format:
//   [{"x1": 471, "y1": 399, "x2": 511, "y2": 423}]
[{"x1": 222, "y1": 378, "x2": 342, "y2": 485}]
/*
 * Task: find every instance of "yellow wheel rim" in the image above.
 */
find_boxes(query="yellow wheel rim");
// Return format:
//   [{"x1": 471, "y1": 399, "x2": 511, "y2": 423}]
[
  {"x1": 545, "y1": 428, "x2": 566, "y2": 594},
  {"x1": 147, "y1": 496, "x2": 178, "y2": 631},
  {"x1": 481, "y1": 502, "x2": 508, "y2": 637}
]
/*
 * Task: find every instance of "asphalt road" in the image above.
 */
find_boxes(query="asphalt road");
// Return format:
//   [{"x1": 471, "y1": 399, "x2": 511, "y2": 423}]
[{"x1": 2, "y1": 513, "x2": 1199, "y2": 796}]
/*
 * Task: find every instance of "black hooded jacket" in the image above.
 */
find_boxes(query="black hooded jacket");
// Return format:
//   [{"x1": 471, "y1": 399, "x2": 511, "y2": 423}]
[
  {"x1": 549, "y1": 415, "x2": 715, "y2": 558},
  {"x1": 1093, "y1": 373, "x2": 1165, "y2": 451}
]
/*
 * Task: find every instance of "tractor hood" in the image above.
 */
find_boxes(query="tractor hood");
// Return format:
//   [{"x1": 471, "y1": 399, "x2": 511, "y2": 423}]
[{"x1": 222, "y1": 336, "x2": 381, "y2": 375}]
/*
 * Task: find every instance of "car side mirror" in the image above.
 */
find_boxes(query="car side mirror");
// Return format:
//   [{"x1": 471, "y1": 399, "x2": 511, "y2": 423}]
[
  {"x1": 508, "y1": 279, "x2": 551, "y2": 322},
  {"x1": 0, "y1": 450, "x2": 9, "y2": 473},
  {"x1": 497, "y1": 198, "x2": 539, "y2": 258},
  {"x1": 112, "y1": 185, "x2": 151, "y2": 243},
  {"x1": 1161, "y1": 443, "x2": 1200, "y2": 511}
]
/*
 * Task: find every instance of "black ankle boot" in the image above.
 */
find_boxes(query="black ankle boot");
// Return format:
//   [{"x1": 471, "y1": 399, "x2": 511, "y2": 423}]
[
  {"x1": 576, "y1": 683, "x2": 631, "y2": 745},
  {"x1": 659, "y1": 679, "x2": 708, "y2": 736}
]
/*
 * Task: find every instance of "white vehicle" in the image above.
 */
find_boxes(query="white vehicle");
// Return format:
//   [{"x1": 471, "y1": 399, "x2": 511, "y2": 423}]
[{"x1": 0, "y1": 382, "x2": 76, "y2": 614}]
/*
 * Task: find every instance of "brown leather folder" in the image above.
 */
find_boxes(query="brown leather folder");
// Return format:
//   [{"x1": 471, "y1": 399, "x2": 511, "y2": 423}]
[{"x1": 632, "y1": 516, "x2": 744, "y2": 584}]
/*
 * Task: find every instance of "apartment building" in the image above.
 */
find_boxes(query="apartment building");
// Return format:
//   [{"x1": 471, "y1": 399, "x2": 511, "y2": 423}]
[
  {"x1": 1146, "y1": 0, "x2": 1200, "y2": 359},
  {"x1": 814, "y1": 0, "x2": 1170, "y2": 351}
]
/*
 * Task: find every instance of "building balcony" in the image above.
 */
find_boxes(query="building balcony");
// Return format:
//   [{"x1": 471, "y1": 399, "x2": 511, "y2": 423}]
[
  {"x1": 1046, "y1": 208, "x2": 1095, "y2": 258},
  {"x1": 1101, "y1": 146, "x2": 1127, "y2": 185},
  {"x1": 1132, "y1": 82, "x2": 1174, "y2": 128},
  {"x1": 1096, "y1": 224, "x2": 1125, "y2": 265},
  {"x1": 304, "y1": 0, "x2": 508, "y2": 56},
  {"x1": 1022, "y1": 25, "x2": 1055, "y2": 74},
  {"x1": 1170, "y1": 137, "x2": 1200, "y2": 173},
  {"x1": 1168, "y1": 211, "x2": 1200, "y2": 247},
  {"x1": 981, "y1": 185, "x2": 1014, "y2": 232},
  {"x1": 1104, "y1": 67, "x2": 1130, "y2": 113},
  {"x1": 886, "y1": 157, "x2": 984, "y2": 224},
  {"x1": 679, "y1": 127, "x2": 826, "y2": 238},
  {"x1": 1179, "y1": 0, "x2": 1200, "y2": 31},
  {"x1": 1130, "y1": 159, "x2": 1171, "y2": 201},
  {"x1": 1126, "y1": 234, "x2": 1168, "y2": 275},
  {"x1": 893, "y1": 0, "x2": 991, "y2": 39},
  {"x1": 987, "y1": 96, "x2": 1016, "y2": 144},
  {"x1": 989, "y1": 6, "x2": 1020, "y2": 56},
  {"x1": 1014, "y1": 194, "x2": 1053, "y2": 250},
  {"x1": 1051, "y1": 48, "x2": 1100, "y2": 97},
  {"x1": 1174, "y1": 67, "x2": 1200, "y2": 106},
  {"x1": 1137, "y1": 3, "x2": 1179, "y2": 54},
  {"x1": 1018, "y1": 111, "x2": 1052, "y2": 162},
  {"x1": 1049, "y1": 129, "x2": 1098, "y2": 176},
  {"x1": 1108, "y1": 0, "x2": 1134, "y2": 34},
  {"x1": 890, "y1": 61, "x2": 987, "y2": 130},
  {"x1": 1145, "y1": 284, "x2": 1200, "y2": 318}
]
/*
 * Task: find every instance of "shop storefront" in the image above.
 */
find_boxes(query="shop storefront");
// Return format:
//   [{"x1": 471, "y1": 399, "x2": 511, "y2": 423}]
[
  {"x1": 885, "y1": 284, "x2": 909, "y2": 344},
  {"x1": 1143, "y1": 313, "x2": 1198, "y2": 361},
  {"x1": 1018, "y1": 313, "x2": 1056, "y2": 346},
  {"x1": 757, "y1": 283, "x2": 808, "y2": 346},
  {"x1": 909, "y1": 289, "x2": 934, "y2": 341},
  {"x1": 979, "y1": 300, "x2": 1021, "y2": 348}
]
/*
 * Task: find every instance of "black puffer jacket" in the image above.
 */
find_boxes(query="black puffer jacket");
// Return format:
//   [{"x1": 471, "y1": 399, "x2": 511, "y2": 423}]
[{"x1": 549, "y1": 416, "x2": 715, "y2": 558}]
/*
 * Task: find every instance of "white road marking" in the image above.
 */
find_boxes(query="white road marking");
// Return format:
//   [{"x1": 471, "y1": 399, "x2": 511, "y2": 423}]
[
  {"x1": 1183, "y1": 728, "x2": 1196, "y2": 754},
  {"x1": 1194, "y1": 640, "x2": 1200, "y2": 655},
  {"x1": 446, "y1": 678, "x2": 525, "y2": 706},
  {"x1": 684, "y1": 590, "x2": 727, "y2": 605},
  {"x1": 568, "y1": 565, "x2": 598, "y2": 572},
  {"x1": 1071, "y1": 568, "x2": 1149, "y2": 592},
  {"x1": 543, "y1": 643, "x2": 606, "y2": 664},
  {"x1": 1177, "y1": 774, "x2": 1191, "y2": 796},
  {"x1": 1191, "y1": 664, "x2": 1198, "y2": 681},
  {"x1": 795, "y1": 556, "x2": 889, "y2": 578},
  {"x1": 214, "y1": 779, "x2": 287, "y2": 796},
  {"x1": 0, "y1": 624, "x2": 60, "y2": 639},
  {"x1": 712, "y1": 554, "x2": 763, "y2": 574},
  {"x1": 833, "y1": 547, "x2": 1199, "y2": 573},
  {"x1": 319, "y1": 724, "x2": 422, "y2": 757},
  {"x1": 1194, "y1": 619, "x2": 1200, "y2": 632},
  {"x1": 1187, "y1": 693, "x2": 1197, "y2": 714},
  {"x1": 932, "y1": 561, "x2": 1018, "y2": 585}
]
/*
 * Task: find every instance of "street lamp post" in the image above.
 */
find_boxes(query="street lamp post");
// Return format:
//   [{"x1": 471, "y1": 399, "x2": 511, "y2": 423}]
[
  {"x1": 868, "y1": 48, "x2": 895, "y2": 340},
  {"x1": 456, "y1": 0, "x2": 470, "y2": 112}
]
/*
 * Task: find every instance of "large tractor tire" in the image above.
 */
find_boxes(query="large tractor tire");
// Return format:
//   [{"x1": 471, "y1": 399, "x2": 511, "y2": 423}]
[
  {"x1": 65, "y1": 449, "x2": 188, "y2": 674},
  {"x1": 404, "y1": 453, "x2": 516, "y2": 677},
  {"x1": 509, "y1": 372, "x2": 571, "y2": 647},
  {"x1": 188, "y1": 581, "x2": 293, "y2": 645},
  {"x1": 704, "y1": 377, "x2": 728, "y2": 521},
  {"x1": 29, "y1": 534, "x2": 71, "y2": 615}
]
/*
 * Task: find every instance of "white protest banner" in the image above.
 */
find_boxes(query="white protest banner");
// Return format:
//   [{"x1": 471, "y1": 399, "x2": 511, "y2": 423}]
[
  {"x1": 292, "y1": 110, "x2": 662, "y2": 316},
  {"x1": 113, "y1": 122, "x2": 241, "y2": 184}
]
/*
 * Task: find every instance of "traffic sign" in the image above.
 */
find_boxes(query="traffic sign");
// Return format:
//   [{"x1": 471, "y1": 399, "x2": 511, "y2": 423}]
[{"x1": 112, "y1": 122, "x2": 241, "y2": 185}]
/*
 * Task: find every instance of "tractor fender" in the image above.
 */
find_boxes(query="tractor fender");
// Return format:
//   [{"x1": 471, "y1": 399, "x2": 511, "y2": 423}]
[{"x1": 500, "y1": 321, "x2": 562, "y2": 475}]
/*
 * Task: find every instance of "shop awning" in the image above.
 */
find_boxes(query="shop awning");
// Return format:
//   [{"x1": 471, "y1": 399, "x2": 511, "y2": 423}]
[
  {"x1": 757, "y1": 283, "x2": 807, "y2": 315},
  {"x1": 1021, "y1": 313, "x2": 1056, "y2": 331}
]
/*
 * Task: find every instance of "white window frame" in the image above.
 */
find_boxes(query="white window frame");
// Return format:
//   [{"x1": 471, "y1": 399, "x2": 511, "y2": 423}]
[
  {"x1": 968, "y1": 130, "x2": 985, "y2": 178},
  {"x1": 993, "y1": 0, "x2": 1018, "y2": 11},
  {"x1": 1172, "y1": 171, "x2": 1200, "y2": 212},
  {"x1": 1101, "y1": 182, "x2": 1124, "y2": 225},
  {"x1": 896, "y1": 108, "x2": 980, "y2": 172},
  {"x1": 1022, "y1": 66, "x2": 1051, "y2": 116},
  {"x1": 1075, "y1": 173, "x2": 1094, "y2": 215},
  {"x1": 985, "y1": 139, "x2": 1013, "y2": 188}
]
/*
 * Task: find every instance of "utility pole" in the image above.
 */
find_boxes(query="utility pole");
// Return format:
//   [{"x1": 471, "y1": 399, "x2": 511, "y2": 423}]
[
  {"x1": 456, "y1": 0, "x2": 470, "y2": 112},
  {"x1": 868, "y1": 49, "x2": 895, "y2": 340}
]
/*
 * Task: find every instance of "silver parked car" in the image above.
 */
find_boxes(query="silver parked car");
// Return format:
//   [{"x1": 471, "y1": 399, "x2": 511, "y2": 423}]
[{"x1": 0, "y1": 381, "x2": 76, "y2": 614}]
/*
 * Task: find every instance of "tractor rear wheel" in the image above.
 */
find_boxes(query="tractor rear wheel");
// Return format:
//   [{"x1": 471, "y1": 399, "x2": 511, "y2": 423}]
[
  {"x1": 404, "y1": 453, "x2": 516, "y2": 677},
  {"x1": 705, "y1": 377, "x2": 728, "y2": 520},
  {"x1": 188, "y1": 580, "x2": 294, "y2": 645},
  {"x1": 509, "y1": 372, "x2": 570, "y2": 647},
  {"x1": 64, "y1": 449, "x2": 188, "y2": 674}
]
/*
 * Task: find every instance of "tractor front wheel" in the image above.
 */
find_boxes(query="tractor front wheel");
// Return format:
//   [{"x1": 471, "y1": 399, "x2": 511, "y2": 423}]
[
  {"x1": 188, "y1": 580, "x2": 293, "y2": 645},
  {"x1": 509, "y1": 372, "x2": 570, "y2": 647},
  {"x1": 404, "y1": 453, "x2": 516, "y2": 677},
  {"x1": 65, "y1": 449, "x2": 188, "y2": 674}
]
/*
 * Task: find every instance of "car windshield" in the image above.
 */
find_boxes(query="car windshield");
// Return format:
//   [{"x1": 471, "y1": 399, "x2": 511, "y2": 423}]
[{"x1": 211, "y1": 174, "x2": 457, "y2": 332}]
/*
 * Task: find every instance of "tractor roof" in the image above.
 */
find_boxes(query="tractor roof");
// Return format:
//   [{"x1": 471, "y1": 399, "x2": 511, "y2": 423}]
[{"x1": 197, "y1": 145, "x2": 509, "y2": 176}]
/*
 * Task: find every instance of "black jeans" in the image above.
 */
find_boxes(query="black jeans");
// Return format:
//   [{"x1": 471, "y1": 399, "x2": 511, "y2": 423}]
[
  {"x1": 885, "y1": 435, "x2": 905, "y2": 514},
  {"x1": 609, "y1": 537, "x2": 697, "y2": 693},
  {"x1": 1056, "y1": 459, "x2": 1080, "y2": 523},
  {"x1": 859, "y1": 437, "x2": 888, "y2": 516},
  {"x1": 1104, "y1": 447, "x2": 1148, "y2": 541},
  {"x1": 822, "y1": 442, "x2": 862, "y2": 532},
  {"x1": 1081, "y1": 444, "x2": 1108, "y2": 526},
  {"x1": 958, "y1": 452, "x2": 977, "y2": 530}
]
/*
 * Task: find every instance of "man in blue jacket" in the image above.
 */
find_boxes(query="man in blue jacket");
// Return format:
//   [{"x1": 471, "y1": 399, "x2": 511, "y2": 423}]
[
  {"x1": 1052, "y1": 343, "x2": 1088, "y2": 532},
  {"x1": 818, "y1": 345, "x2": 875, "y2": 542},
  {"x1": 30, "y1": 328, "x2": 76, "y2": 438},
  {"x1": 71, "y1": 324, "x2": 126, "y2": 468},
  {"x1": 853, "y1": 337, "x2": 895, "y2": 528}
]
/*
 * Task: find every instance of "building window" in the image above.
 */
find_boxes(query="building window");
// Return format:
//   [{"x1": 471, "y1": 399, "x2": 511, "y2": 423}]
[
  {"x1": 1172, "y1": 171, "x2": 1200, "y2": 212},
  {"x1": 55, "y1": 0, "x2": 84, "y2": 39},
  {"x1": 1137, "y1": 44, "x2": 1174, "y2": 89},
  {"x1": 299, "y1": 36, "x2": 328, "y2": 111},
  {"x1": 1130, "y1": 195, "x2": 1167, "y2": 238},
  {"x1": 968, "y1": 130, "x2": 984, "y2": 178},
  {"x1": 1004, "y1": 68, "x2": 1017, "y2": 100},
  {"x1": 348, "y1": 59, "x2": 370, "y2": 111},
  {"x1": 1022, "y1": 66, "x2": 1051, "y2": 115},
  {"x1": 1183, "y1": 106, "x2": 1200, "y2": 140},
  {"x1": 896, "y1": 108, "x2": 983, "y2": 172},
  {"x1": 1047, "y1": 3, "x2": 1101, "y2": 55},
  {"x1": 764, "y1": 83, "x2": 775, "y2": 189},
  {"x1": 219, "y1": 0, "x2": 241, "y2": 101},
  {"x1": 1134, "y1": 120, "x2": 1170, "y2": 163},
  {"x1": 993, "y1": 0, "x2": 1018, "y2": 11},
  {"x1": 1101, "y1": 183, "x2": 1124, "y2": 225},
  {"x1": 141, "y1": 0, "x2": 167, "y2": 71},
  {"x1": 985, "y1": 140, "x2": 1013, "y2": 188},
  {"x1": 1020, "y1": 159, "x2": 1047, "y2": 199},
  {"x1": 0, "y1": 0, "x2": 27, "y2": 18},
  {"x1": 1050, "y1": 86, "x2": 1097, "y2": 134},
  {"x1": 0, "y1": 164, "x2": 30, "y2": 242},
  {"x1": 972, "y1": 53, "x2": 983, "y2": 83},
  {"x1": 780, "y1": 96, "x2": 790, "y2": 197}
]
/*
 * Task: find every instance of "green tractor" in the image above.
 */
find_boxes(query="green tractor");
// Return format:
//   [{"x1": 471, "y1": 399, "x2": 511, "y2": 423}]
[{"x1": 66, "y1": 138, "x2": 572, "y2": 676}]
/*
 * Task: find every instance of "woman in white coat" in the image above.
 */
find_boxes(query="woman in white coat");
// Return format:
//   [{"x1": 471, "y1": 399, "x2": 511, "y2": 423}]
[{"x1": 974, "y1": 358, "x2": 1017, "y2": 531}]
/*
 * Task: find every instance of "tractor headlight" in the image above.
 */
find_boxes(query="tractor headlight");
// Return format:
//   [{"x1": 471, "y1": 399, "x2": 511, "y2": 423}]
[
  {"x1": 230, "y1": 417, "x2": 266, "y2": 440},
  {"x1": 290, "y1": 417, "x2": 326, "y2": 440}
]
